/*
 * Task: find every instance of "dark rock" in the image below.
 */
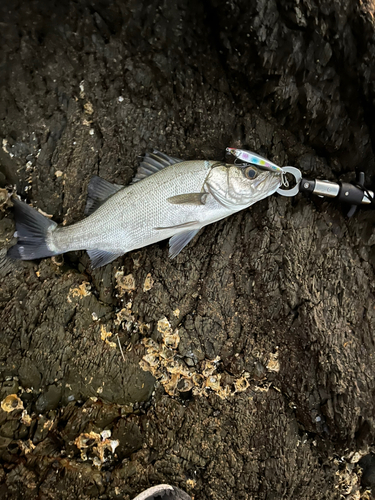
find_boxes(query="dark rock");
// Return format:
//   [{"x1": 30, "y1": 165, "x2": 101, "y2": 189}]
[
  {"x1": 1, "y1": 0, "x2": 375, "y2": 499},
  {"x1": 35, "y1": 385, "x2": 62, "y2": 413},
  {"x1": 359, "y1": 454, "x2": 375, "y2": 489}
]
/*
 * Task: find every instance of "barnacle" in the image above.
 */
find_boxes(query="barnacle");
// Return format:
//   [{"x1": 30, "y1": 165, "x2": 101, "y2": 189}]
[
  {"x1": 18, "y1": 439, "x2": 35, "y2": 455},
  {"x1": 159, "y1": 346, "x2": 175, "y2": 361},
  {"x1": 191, "y1": 372, "x2": 204, "y2": 387},
  {"x1": 164, "y1": 358, "x2": 190, "y2": 378},
  {"x1": 114, "y1": 304, "x2": 134, "y2": 326},
  {"x1": 162, "y1": 373, "x2": 180, "y2": 394},
  {"x1": 1, "y1": 394, "x2": 24, "y2": 412},
  {"x1": 68, "y1": 282, "x2": 91, "y2": 302},
  {"x1": 143, "y1": 352, "x2": 160, "y2": 368},
  {"x1": 74, "y1": 430, "x2": 119, "y2": 466},
  {"x1": 143, "y1": 338, "x2": 159, "y2": 350},
  {"x1": 157, "y1": 317, "x2": 172, "y2": 335},
  {"x1": 143, "y1": 273, "x2": 154, "y2": 291},
  {"x1": 233, "y1": 373, "x2": 250, "y2": 393},
  {"x1": 177, "y1": 377, "x2": 193, "y2": 392},
  {"x1": 266, "y1": 352, "x2": 280, "y2": 372},
  {"x1": 100, "y1": 325, "x2": 117, "y2": 348},
  {"x1": 0, "y1": 188, "x2": 12, "y2": 211},
  {"x1": 204, "y1": 374, "x2": 222, "y2": 392},
  {"x1": 140, "y1": 317, "x2": 257, "y2": 399},
  {"x1": 214, "y1": 385, "x2": 231, "y2": 399},
  {"x1": 201, "y1": 357, "x2": 220, "y2": 377},
  {"x1": 163, "y1": 331, "x2": 180, "y2": 349},
  {"x1": 115, "y1": 269, "x2": 136, "y2": 293},
  {"x1": 21, "y1": 410, "x2": 32, "y2": 426}
]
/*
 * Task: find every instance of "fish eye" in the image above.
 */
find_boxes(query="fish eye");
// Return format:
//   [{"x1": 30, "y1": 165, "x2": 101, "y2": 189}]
[{"x1": 244, "y1": 166, "x2": 258, "y2": 179}]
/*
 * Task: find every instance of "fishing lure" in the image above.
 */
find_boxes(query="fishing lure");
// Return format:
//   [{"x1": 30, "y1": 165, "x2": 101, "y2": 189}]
[
  {"x1": 226, "y1": 147, "x2": 289, "y2": 187},
  {"x1": 226, "y1": 147, "x2": 284, "y2": 173}
]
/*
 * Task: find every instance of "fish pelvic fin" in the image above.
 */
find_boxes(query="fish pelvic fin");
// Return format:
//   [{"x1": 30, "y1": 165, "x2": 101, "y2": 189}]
[
  {"x1": 7, "y1": 198, "x2": 58, "y2": 261},
  {"x1": 169, "y1": 228, "x2": 200, "y2": 258}
]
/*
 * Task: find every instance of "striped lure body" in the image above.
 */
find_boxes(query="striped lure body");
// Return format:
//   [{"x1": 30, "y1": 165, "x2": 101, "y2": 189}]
[{"x1": 226, "y1": 148, "x2": 284, "y2": 173}]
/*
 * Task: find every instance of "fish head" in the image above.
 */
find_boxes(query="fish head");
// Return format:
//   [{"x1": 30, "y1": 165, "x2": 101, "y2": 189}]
[{"x1": 206, "y1": 163, "x2": 282, "y2": 210}]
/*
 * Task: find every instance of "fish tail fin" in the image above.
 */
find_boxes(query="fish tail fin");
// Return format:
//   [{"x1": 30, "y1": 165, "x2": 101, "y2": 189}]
[{"x1": 7, "y1": 198, "x2": 59, "y2": 261}]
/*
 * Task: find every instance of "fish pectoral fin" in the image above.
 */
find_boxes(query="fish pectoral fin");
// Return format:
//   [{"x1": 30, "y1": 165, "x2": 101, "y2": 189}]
[
  {"x1": 167, "y1": 193, "x2": 208, "y2": 205},
  {"x1": 85, "y1": 176, "x2": 124, "y2": 216},
  {"x1": 87, "y1": 249, "x2": 123, "y2": 268},
  {"x1": 131, "y1": 150, "x2": 183, "y2": 184},
  {"x1": 169, "y1": 229, "x2": 200, "y2": 259}
]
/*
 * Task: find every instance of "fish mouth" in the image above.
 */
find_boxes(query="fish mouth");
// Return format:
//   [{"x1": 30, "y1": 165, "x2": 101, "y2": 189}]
[{"x1": 253, "y1": 170, "x2": 282, "y2": 189}]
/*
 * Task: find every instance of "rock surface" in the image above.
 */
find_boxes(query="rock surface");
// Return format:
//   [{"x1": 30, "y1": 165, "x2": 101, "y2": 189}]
[{"x1": 1, "y1": 0, "x2": 375, "y2": 499}]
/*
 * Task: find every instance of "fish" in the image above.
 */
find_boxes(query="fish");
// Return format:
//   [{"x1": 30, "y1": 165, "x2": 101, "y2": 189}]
[{"x1": 7, "y1": 150, "x2": 282, "y2": 268}]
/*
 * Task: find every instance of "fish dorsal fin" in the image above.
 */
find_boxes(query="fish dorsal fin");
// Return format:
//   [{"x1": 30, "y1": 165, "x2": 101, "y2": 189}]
[
  {"x1": 85, "y1": 176, "x2": 123, "y2": 216},
  {"x1": 87, "y1": 249, "x2": 123, "y2": 268},
  {"x1": 169, "y1": 229, "x2": 200, "y2": 258},
  {"x1": 131, "y1": 150, "x2": 182, "y2": 184}
]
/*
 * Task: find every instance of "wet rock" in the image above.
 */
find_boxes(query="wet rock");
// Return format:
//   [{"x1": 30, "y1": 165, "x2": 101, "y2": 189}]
[
  {"x1": 18, "y1": 360, "x2": 42, "y2": 391},
  {"x1": 1, "y1": 0, "x2": 375, "y2": 499},
  {"x1": 0, "y1": 420, "x2": 19, "y2": 439},
  {"x1": 0, "y1": 380, "x2": 19, "y2": 398},
  {"x1": 35, "y1": 385, "x2": 62, "y2": 413},
  {"x1": 111, "y1": 418, "x2": 143, "y2": 459},
  {"x1": 359, "y1": 454, "x2": 375, "y2": 489}
]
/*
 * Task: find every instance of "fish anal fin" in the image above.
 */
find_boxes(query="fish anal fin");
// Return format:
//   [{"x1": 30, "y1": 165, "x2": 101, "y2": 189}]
[
  {"x1": 131, "y1": 150, "x2": 183, "y2": 184},
  {"x1": 167, "y1": 193, "x2": 208, "y2": 206},
  {"x1": 169, "y1": 229, "x2": 200, "y2": 258},
  {"x1": 85, "y1": 176, "x2": 123, "y2": 216},
  {"x1": 87, "y1": 249, "x2": 123, "y2": 268}
]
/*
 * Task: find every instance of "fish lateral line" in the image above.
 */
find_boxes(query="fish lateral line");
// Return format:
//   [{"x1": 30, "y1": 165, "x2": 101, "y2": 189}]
[{"x1": 154, "y1": 221, "x2": 199, "y2": 230}]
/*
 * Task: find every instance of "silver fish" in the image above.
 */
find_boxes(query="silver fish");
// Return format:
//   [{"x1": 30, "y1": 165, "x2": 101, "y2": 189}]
[{"x1": 7, "y1": 151, "x2": 282, "y2": 268}]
